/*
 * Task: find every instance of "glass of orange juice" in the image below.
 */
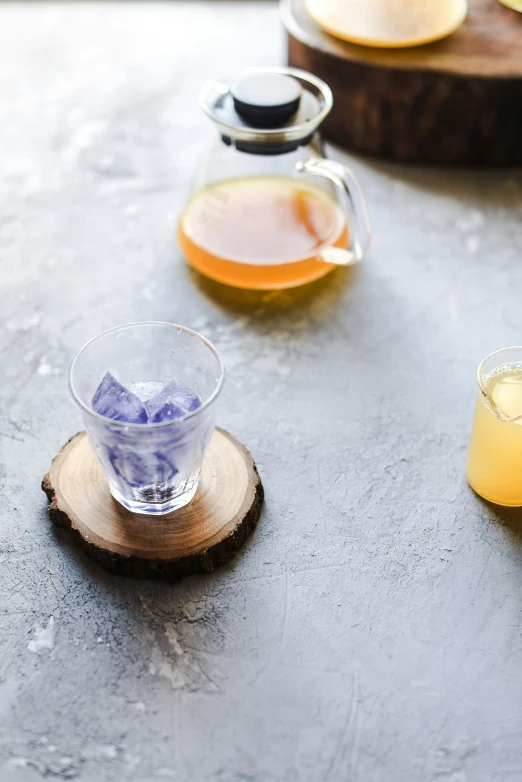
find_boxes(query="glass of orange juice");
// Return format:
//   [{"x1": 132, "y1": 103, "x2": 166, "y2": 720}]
[
  {"x1": 466, "y1": 347, "x2": 522, "y2": 506},
  {"x1": 306, "y1": 0, "x2": 468, "y2": 48}
]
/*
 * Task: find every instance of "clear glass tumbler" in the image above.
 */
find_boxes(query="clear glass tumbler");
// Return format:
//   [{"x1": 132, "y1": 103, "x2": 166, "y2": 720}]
[
  {"x1": 69, "y1": 322, "x2": 224, "y2": 515},
  {"x1": 466, "y1": 346, "x2": 522, "y2": 507}
]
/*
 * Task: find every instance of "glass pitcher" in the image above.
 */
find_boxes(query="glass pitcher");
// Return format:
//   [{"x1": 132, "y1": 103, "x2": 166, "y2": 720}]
[{"x1": 178, "y1": 66, "x2": 371, "y2": 290}]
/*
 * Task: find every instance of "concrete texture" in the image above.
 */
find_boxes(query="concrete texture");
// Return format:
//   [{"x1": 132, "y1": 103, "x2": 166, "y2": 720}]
[{"x1": 1, "y1": 2, "x2": 522, "y2": 780}]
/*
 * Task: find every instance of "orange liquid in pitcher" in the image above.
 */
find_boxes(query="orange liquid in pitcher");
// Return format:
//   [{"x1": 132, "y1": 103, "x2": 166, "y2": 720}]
[{"x1": 178, "y1": 176, "x2": 348, "y2": 289}]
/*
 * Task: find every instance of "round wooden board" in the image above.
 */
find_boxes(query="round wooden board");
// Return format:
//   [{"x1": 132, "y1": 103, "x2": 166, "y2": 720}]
[
  {"x1": 283, "y1": 0, "x2": 522, "y2": 165},
  {"x1": 42, "y1": 428, "x2": 263, "y2": 582}
]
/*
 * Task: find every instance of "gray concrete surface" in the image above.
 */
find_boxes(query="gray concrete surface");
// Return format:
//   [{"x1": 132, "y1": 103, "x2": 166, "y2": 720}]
[{"x1": 1, "y1": 2, "x2": 522, "y2": 780}]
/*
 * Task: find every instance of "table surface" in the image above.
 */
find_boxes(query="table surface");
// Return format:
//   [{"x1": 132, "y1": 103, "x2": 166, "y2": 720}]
[{"x1": 1, "y1": 2, "x2": 522, "y2": 781}]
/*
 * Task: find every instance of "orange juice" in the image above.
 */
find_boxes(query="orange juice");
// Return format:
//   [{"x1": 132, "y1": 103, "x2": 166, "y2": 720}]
[
  {"x1": 178, "y1": 176, "x2": 348, "y2": 290},
  {"x1": 466, "y1": 363, "x2": 522, "y2": 506},
  {"x1": 498, "y1": 0, "x2": 522, "y2": 9},
  {"x1": 305, "y1": 0, "x2": 468, "y2": 47}
]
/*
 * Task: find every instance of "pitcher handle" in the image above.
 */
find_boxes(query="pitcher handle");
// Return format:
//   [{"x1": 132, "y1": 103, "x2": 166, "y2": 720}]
[{"x1": 295, "y1": 157, "x2": 371, "y2": 266}]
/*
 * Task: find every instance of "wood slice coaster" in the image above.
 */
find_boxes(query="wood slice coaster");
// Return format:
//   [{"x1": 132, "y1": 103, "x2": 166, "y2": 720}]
[
  {"x1": 42, "y1": 428, "x2": 263, "y2": 582},
  {"x1": 283, "y1": 0, "x2": 522, "y2": 166}
]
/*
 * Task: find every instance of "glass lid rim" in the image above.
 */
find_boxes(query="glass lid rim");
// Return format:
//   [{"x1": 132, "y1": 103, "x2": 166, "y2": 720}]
[{"x1": 199, "y1": 65, "x2": 333, "y2": 142}]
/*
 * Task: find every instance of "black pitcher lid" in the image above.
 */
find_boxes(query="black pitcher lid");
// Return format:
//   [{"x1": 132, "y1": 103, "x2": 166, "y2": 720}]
[{"x1": 199, "y1": 66, "x2": 333, "y2": 155}]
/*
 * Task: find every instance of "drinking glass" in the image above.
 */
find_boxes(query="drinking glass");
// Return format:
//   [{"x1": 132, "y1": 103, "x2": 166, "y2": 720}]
[
  {"x1": 466, "y1": 346, "x2": 522, "y2": 507},
  {"x1": 69, "y1": 322, "x2": 224, "y2": 515}
]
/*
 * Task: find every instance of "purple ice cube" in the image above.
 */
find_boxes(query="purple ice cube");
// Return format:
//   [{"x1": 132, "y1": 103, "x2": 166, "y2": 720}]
[
  {"x1": 92, "y1": 371, "x2": 148, "y2": 424},
  {"x1": 146, "y1": 379, "x2": 202, "y2": 424},
  {"x1": 127, "y1": 380, "x2": 164, "y2": 404},
  {"x1": 108, "y1": 446, "x2": 178, "y2": 487}
]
